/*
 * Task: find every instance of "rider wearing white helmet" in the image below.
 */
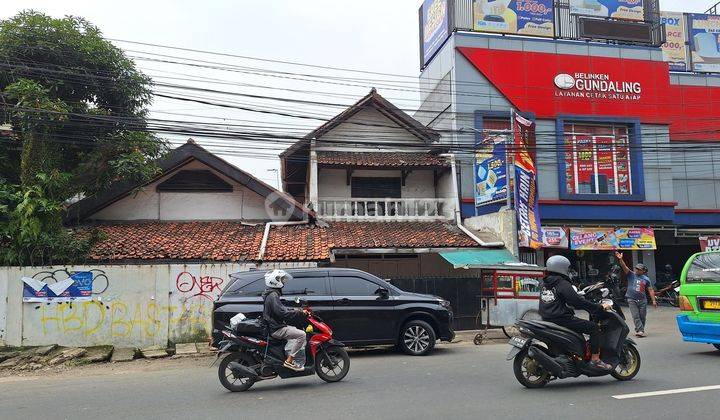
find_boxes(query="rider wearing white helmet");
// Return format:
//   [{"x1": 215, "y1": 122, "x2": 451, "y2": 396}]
[
  {"x1": 539, "y1": 255, "x2": 613, "y2": 371},
  {"x1": 262, "y1": 269, "x2": 308, "y2": 372}
]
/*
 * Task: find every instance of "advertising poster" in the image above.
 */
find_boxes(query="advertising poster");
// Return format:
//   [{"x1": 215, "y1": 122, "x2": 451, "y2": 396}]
[
  {"x1": 542, "y1": 227, "x2": 569, "y2": 248},
  {"x1": 475, "y1": 133, "x2": 508, "y2": 206},
  {"x1": 569, "y1": 0, "x2": 644, "y2": 21},
  {"x1": 700, "y1": 236, "x2": 720, "y2": 252},
  {"x1": 473, "y1": 0, "x2": 554, "y2": 37},
  {"x1": 570, "y1": 227, "x2": 656, "y2": 250},
  {"x1": 22, "y1": 271, "x2": 94, "y2": 303},
  {"x1": 660, "y1": 11, "x2": 688, "y2": 71},
  {"x1": 688, "y1": 14, "x2": 720, "y2": 73},
  {"x1": 513, "y1": 114, "x2": 543, "y2": 249},
  {"x1": 420, "y1": 0, "x2": 450, "y2": 66}
]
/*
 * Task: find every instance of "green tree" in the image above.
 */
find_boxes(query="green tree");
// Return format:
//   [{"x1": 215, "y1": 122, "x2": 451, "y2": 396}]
[{"x1": 0, "y1": 11, "x2": 167, "y2": 265}]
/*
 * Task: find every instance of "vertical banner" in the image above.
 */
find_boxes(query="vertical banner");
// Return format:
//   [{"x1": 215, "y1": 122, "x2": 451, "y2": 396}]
[
  {"x1": 689, "y1": 14, "x2": 720, "y2": 73},
  {"x1": 513, "y1": 112, "x2": 543, "y2": 249},
  {"x1": 420, "y1": 0, "x2": 450, "y2": 67},
  {"x1": 661, "y1": 12, "x2": 688, "y2": 71},
  {"x1": 569, "y1": 0, "x2": 644, "y2": 21},
  {"x1": 475, "y1": 132, "x2": 508, "y2": 206},
  {"x1": 700, "y1": 236, "x2": 720, "y2": 252},
  {"x1": 473, "y1": 0, "x2": 554, "y2": 37}
]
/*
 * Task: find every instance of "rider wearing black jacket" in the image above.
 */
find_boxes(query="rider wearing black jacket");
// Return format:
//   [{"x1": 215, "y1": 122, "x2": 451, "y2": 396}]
[{"x1": 540, "y1": 255, "x2": 612, "y2": 370}]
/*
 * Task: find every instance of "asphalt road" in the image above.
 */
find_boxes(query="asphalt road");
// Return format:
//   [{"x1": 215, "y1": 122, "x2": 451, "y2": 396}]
[{"x1": 2, "y1": 307, "x2": 720, "y2": 420}]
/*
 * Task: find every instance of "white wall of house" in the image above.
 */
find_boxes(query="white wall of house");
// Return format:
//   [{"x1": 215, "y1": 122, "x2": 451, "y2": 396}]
[
  {"x1": 90, "y1": 160, "x2": 269, "y2": 221},
  {"x1": 317, "y1": 168, "x2": 439, "y2": 199},
  {"x1": 317, "y1": 107, "x2": 427, "y2": 149}
]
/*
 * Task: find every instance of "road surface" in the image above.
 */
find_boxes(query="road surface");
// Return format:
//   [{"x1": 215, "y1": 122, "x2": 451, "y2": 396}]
[{"x1": 1, "y1": 306, "x2": 719, "y2": 419}]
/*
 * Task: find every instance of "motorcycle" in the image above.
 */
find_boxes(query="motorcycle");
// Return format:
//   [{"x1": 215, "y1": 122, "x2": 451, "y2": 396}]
[
  {"x1": 655, "y1": 280, "x2": 680, "y2": 307},
  {"x1": 214, "y1": 301, "x2": 350, "y2": 392},
  {"x1": 507, "y1": 282, "x2": 641, "y2": 388}
]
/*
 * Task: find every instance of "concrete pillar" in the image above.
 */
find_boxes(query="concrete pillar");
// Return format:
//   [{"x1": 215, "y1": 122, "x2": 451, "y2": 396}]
[{"x1": 308, "y1": 149, "x2": 318, "y2": 210}]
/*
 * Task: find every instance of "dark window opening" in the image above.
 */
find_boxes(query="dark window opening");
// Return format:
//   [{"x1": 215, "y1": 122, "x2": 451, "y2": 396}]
[{"x1": 157, "y1": 170, "x2": 233, "y2": 192}]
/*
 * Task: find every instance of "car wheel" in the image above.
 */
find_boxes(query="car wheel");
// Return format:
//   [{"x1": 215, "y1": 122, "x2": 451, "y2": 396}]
[{"x1": 399, "y1": 320, "x2": 436, "y2": 356}]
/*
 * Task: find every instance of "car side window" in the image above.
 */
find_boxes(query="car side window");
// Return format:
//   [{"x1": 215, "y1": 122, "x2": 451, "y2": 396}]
[
  {"x1": 331, "y1": 276, "x2": 382, "y2": 296},
  {"x1": 283, "y1": 276, "x2": 328, "y2": 296},
  {"x1": 230, "y1": 278, "x2": 266, "y2": 296}
]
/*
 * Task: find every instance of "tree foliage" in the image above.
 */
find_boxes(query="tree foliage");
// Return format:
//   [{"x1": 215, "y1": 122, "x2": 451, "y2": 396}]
[{"x1": 0, "y1": 11, "x2": 167, "y2": 265}]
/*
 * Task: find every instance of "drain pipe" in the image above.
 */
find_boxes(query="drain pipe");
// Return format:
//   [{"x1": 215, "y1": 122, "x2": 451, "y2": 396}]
[
  {"x1": 441, "y1": 153, "x2": 504, "y2": 248},
  {"x1": 258, "y1": 220, "x2": 308, "y2": 261}
]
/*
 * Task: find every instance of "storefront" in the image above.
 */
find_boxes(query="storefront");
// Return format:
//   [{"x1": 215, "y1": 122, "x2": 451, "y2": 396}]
[{"x1": 417, "y1": 12, "x2": 720, "y2": 280}]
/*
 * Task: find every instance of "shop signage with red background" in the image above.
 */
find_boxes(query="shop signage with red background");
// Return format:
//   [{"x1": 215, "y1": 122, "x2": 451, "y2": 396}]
[
  {"x1": 700, "y1": 236, "x2": 720, "y2": 252},
  {"x1": 457, "y1": 47, "x2": 720, "y2": 142}
]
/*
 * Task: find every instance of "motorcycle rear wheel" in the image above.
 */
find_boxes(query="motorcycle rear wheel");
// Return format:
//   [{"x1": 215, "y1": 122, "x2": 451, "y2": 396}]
[
  {"x1": 611, "y1": 343, "x2": 641, "y2": 381},
  {"x1": 513, "y1": 349, "x2": 550, "y2": 388},
  {"x1": 315, "y1": 346, "x2": 350, "y2": 383},
  {"x1": 218, "y1": 352, "x2": 256, "y2": 392}
]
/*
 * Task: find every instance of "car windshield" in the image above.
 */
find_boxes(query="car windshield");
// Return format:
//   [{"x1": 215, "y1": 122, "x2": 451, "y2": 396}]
[{"x1": 686, "y1": 253, "x2": 720, "y2": 283}]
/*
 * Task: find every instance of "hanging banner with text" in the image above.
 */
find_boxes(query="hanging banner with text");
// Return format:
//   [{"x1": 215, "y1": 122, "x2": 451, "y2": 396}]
[
  {"x1": 700, "y1": 236, "x2": 720, "y2": 252},
  {"x1": 689, "y1": 14, "x2": 720, "y2": 73},
  {"x1": 420, "y1": 0, "x2": 450, "y2": 67},
  {"x1": 542, "y1": 227, "x2": 569, "y2": 248},
  {"x1": 22, "y1": 271, "x2": 94, "y2": 303},
  {"x1": 569, "y1": 0, "x2": 644, "y2": 21},
  {"x1": 475, "y1": 132, "x2": 508, "y2": 206},
  {"x1": 473, "y1": 0, "x2": 554, "y2": 38},
  {"x1": 570, "y1": 227, "x2": 656, "y2": 250},
  {"x1": 660, "y1": 11, "x2": 688, "y2": 72},
  {"x1": 513, "y1": 113, "x2": 543, "y2": 249}
]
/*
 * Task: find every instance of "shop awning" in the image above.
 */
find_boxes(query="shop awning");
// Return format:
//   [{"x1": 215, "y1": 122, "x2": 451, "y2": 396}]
[{"x1": 439, "y1": 249, "x2": 519, "y2": 269}]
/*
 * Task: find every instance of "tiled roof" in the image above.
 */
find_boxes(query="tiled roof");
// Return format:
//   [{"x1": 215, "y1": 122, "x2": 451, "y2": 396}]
[
  {"x1": 81, "y1": 221, "x2": 477, "y2": 262},
  {"x1": 85, "y1": 222, "x2": 265, "y2": 261},
  {"x1": 262, "y1": 221, "x2": 477, "y2": 261},
  {"x1": 316, "y1": 151, "x2": 449, "y2": 167}
]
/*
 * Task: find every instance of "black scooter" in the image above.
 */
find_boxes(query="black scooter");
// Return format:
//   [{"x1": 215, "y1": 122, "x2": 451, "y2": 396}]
[{"x1": 507, "y1": 282, "x2": 641, "y2": 388}]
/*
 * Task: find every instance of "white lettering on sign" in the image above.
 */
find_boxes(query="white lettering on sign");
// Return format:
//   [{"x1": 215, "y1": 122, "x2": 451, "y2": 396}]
[{"x1": 553, "y1": 73, "x2": 642, "y2": 101}]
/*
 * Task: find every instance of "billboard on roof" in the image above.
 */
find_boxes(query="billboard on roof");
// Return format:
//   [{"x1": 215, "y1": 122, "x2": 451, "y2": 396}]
[
  {"x1": 688, "y1": 13, "x2": 720, "y2": 73},
  {"x1": 472, "y1": 0, "x2": 554, "y2": 38},
  {"x1": 660, "y1": 11, "x2": 689, "y2": 72},
  {"x1": 420, "y1": 0, "x2": 451, "y2": 67},
  {"x1": 569, "y1": 0, "x2": 644, "y2": 21}
]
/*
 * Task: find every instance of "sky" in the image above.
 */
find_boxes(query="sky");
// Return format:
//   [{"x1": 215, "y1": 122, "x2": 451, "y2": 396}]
[{"x1": 1, "y1": 0, "x2": 716, "y2": 187}]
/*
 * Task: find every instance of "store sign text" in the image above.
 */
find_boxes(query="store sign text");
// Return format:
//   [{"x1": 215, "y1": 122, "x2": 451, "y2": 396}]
[{"x1": 554, "y1": 73, "x2": 642, "y2": 101}]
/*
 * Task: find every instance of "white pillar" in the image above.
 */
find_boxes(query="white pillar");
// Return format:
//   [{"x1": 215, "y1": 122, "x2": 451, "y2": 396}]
[{"x1": 308, "y1": 149, "x2": 318, "y2": 211}]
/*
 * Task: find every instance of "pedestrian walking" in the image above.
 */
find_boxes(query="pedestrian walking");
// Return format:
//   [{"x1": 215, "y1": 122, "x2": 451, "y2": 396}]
[{"x1": 615, "y1": 252, "x2": 657, "y2": 337}]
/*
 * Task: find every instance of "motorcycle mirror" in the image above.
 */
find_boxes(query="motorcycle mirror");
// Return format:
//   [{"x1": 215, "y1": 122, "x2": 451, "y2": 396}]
[{"x1": 294, "y1": 296, "x2": 300, "y2": 304}]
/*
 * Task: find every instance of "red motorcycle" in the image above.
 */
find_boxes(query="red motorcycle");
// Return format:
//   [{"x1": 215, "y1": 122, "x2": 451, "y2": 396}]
[{"x1": 214, "y1": 304, "x2": 350, "y2": 392}]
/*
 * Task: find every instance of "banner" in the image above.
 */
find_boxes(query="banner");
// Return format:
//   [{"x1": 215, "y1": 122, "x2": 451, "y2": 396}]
[
  {"x1": 420, "y1": 0, "x2": 450, "y2": 66},
  {"x1": 570, "y1": 227, "x2": 656, "y2": 250},
  {"x1": 700, "y1": 236, "x2": 720, "y2": 252},
  {"x1": 660, "y1": 12, "x2": 688, "y2": 72},
  {"x1": 475, "y1": 132, "x2": 508, "y2": 206},
  {"x1": 473, "y1": 0, "x2": 554, "y2": 37},
  {"x1": 542, "y1": 227, "x2": 569, "y2": 248},
  {"x1": 688, "y1": 14, "x2": 720, "y2": 73},
  {"x1": 22, "y1": 271, "x2": 94, "y2": 303},
  {"x1": 513, "y1": 113, "x2": 543, "y2": 249},
  {"x1": 569, "y1": 0, "x2": 644, "y2": 21}
]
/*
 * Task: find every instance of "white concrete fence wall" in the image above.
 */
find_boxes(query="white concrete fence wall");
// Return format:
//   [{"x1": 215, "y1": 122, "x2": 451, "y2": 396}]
[{"x1": 0, "y1": 262, "x2": 315, "y2": 349}]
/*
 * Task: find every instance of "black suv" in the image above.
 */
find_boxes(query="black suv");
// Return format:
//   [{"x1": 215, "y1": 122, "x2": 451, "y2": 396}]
[{"x1": 212, "y1": 268, "x2": 454, "y2": 355}]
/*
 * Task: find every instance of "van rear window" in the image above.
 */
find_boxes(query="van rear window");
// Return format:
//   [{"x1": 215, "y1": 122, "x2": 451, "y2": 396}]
[{"x1": 687, "y1": 253, "x2": 720, "y2": 283}]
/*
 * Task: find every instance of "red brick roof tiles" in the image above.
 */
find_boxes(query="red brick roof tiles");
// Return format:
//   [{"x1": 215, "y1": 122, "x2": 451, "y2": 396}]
[
  {"x1": 83, "y1": 221, "x2": 476, "y2": 262},
  {"x1": 316, "y1": 151, "x2": 449, "y2": 167}
]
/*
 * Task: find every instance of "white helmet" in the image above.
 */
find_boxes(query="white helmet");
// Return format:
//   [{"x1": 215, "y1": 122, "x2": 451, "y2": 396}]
[
  {"x1": 546, "y1": 255, "x2": 571, "y2": 276},
  {"x1": 264, "y1": 269, "x2": 292, "y2": 289}
]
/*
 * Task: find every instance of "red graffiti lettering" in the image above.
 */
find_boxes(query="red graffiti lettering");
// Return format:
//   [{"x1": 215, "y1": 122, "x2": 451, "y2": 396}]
[{"x1": 175, "y1": 271, "x2": 224, "y2": 301}]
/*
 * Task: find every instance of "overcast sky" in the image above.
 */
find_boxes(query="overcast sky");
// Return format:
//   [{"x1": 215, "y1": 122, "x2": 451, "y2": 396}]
[{"x1": 2, "y1": 0, "x2": 715, "y2": 186}]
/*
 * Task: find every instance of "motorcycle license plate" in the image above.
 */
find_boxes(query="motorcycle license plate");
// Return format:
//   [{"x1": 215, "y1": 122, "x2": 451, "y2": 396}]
[
  {"x1": 508, "y1": 336, "x2": 527, "y2": 349},
  {"x1": 701, "y1": 299, "x2": 720, "y2": 311}
]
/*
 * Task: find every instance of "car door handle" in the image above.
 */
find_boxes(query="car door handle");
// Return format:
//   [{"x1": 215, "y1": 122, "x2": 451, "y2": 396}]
[{"x1": 337, "y1": 298, "x2": 351, "y2": 305}]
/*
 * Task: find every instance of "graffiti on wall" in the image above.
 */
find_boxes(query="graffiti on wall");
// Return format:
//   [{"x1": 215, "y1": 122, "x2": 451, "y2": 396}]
[{"x1": 175, "y1": 271, "x2": 223, "y2": 301}]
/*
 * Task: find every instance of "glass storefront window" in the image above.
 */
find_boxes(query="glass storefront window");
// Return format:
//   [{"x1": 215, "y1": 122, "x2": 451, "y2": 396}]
[{"x1": 564, "y1": 124, "x2": 632, "y2": 196}]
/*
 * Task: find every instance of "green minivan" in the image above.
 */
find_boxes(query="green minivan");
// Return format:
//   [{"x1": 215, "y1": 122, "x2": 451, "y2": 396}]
[{"x1": 677, "y1": 251, "x2": 720, "y2": 350}]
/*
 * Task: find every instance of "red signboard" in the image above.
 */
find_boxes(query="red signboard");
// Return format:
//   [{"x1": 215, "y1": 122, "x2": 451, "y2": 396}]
[{"x1": 457, "y1": 47, "x2": 720, "y2": 142}]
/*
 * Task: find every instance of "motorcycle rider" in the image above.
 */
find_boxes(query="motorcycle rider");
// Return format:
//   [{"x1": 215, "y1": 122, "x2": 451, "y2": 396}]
[
  {"x1": 539, "y1": 255, "x2": 613, "y2": 370},
  {"x1": 262, "y1": 269, "x2": 308, "y2": 372}
]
